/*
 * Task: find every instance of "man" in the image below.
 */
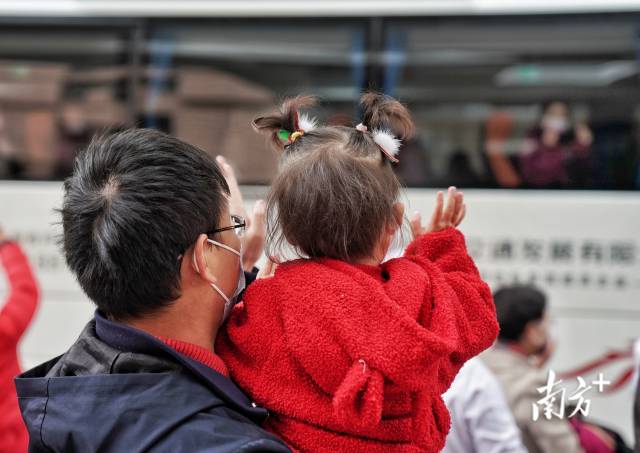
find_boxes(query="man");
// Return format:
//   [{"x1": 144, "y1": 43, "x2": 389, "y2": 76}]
[
  {"x1": 15, "y1": 129, "x2": 290, "y2": 452},
  {"x1": 481, "y1": 286, "x2": 585, "y2": 453},
  {"x1": 0, "y1": 228, "x2": 39, "y2": 452}
]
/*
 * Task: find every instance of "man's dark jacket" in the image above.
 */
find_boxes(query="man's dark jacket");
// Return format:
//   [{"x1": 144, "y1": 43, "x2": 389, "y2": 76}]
[{"x1": 15, "y1": 312, "x2": 291, "y2": 452}]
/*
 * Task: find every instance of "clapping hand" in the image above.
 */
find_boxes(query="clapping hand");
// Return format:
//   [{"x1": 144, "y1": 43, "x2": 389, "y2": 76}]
[{"x1": 409, "y1": 186, "x2": 465, "y2": 239}]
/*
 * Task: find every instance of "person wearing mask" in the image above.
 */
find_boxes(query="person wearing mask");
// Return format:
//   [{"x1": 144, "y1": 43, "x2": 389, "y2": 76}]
[
  {"x1": 482, "y1": 286, "x2": 619, "y2": 453},
  {"x1": 0, "y1": 228, "x2": 39, "y2": 453},
  {"x1": 519, "y1": 101, "x2": 592, "y2": 188},
  {"x1": 15, "y1": 129, "x2": 290, "y2": 452}
]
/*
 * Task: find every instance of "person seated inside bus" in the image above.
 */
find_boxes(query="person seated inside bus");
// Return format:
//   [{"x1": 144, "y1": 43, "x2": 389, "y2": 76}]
[{"x1": 519, "y1": 101, "x2": 593, "y2": 188}]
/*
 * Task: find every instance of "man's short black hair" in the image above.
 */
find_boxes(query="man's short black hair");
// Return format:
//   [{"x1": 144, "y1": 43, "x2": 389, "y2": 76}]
[
  {"x1": 493, "y1": 285, "x2": 547, "y2": 342},
  {"x1": 61, "y1": 128, "x2": 230, "y2": 319}
]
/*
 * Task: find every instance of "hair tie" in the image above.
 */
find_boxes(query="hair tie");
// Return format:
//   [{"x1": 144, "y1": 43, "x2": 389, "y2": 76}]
[
  {"x1": 278, "y1": 129, "x2": 304, "y2": 144},
  {"x1": 278, "y1": 129, "x2": 291, "y2": 142},
  {"x1": 355, "y1": 123, "x2": 368, "y2": 132},
  {"x1": 277, "y1": 112, "x2": 317, "y2": 145},
  {"x1": 372, "y1": 129, "x2": 401, "y2": 164}
]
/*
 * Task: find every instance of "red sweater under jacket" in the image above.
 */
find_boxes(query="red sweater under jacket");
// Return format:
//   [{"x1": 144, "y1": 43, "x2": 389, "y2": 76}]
[
  {"x1": 217, "y1": 228, "x2": 499, "y2": 453},
  {"x1": 0, "y1": 242, "x2": 39, "y2": 453}
]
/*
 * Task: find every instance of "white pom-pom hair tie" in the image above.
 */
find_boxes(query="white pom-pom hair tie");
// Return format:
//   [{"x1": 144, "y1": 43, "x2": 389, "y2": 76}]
[
  {"x1": 372, "y1": 129, "x2": 401, "y2": 163},
  {"x1": 297, "y1": 113, "x2": 317, "y2": 133}
]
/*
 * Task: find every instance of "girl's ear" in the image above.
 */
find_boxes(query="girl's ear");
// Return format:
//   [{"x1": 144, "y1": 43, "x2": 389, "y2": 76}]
[
  {"x1": 386, "y1": 202, "x2": 405, "y2": 234},
  {"x1": 392, "y1": 202, "x2": 405, "y2": 230},
  {"x1": 192, "y1": 234, "x2": 218, "y2": 285}
]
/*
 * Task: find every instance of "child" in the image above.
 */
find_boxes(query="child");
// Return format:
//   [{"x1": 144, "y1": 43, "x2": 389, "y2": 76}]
[{"x1": 216, "y1": 93, "x2": 499, "y2": 452}]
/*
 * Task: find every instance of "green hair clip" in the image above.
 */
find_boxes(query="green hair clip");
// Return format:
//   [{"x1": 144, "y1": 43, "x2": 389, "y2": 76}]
[{"x1": 278, "y1": 129, "x2": 291, "y2": 143}]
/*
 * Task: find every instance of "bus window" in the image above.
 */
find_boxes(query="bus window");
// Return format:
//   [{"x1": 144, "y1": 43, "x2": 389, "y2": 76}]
[
  {"x1": 384, "y1": 15, "x2": 640, "y2": 190},
  {"x1": 138, "y1": 20, "x2": 366, "y2": 185},
  {"x1": 0, "y1": 19, "x2": 367, "y2": 184},
  {"x1": 0, "y1": 23, "x2": 136, "y2": 180}
]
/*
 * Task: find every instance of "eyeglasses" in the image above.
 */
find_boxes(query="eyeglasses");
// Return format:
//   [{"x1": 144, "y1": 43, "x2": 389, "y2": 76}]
[{"x1": 208, "y1": 214, "x2": 246, "y2": 238}]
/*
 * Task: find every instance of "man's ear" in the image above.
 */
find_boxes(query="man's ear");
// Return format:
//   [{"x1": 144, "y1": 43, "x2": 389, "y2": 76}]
[
  {"x1": 387, "y1": 202, "x2": 405, "y2": 234},
  {"x1": 192, "y1": 234, "x2": 217, "y2": 284}
]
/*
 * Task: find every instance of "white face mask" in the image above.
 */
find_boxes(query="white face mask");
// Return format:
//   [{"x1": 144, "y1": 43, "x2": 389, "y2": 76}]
[
  {"x1": 541, "y1": 115, "x2": 568, "y2": 133},
  {"x1": 193, "y1": 239, "x2": 246, "y2": 324}
]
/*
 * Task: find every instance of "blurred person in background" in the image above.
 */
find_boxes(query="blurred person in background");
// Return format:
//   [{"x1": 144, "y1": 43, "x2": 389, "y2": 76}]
[
  {"x1": 0, "y1": 227, "x2": 39, "y2": 453},
  {"x1": 441, "y1": 356, "x2": 528, "y2": 453},
  {"x1": 484, "y1": 111, "x2": 522, "y2": 189},
  {"x1": 483, "y1": 286, "x2": 629, "y2": 453},
  {"x1": 14, "y1": 129, "x2": 290, "y2": 452},
  {"x1": 519, "y1": 101, "x2": 593, "y2": 188},
  {"x1": 54, "y1": 103, "x2": 91, "y2": 179},
  {"x1": 0, "y1": 112, "x2": 19, "y2": 179}
]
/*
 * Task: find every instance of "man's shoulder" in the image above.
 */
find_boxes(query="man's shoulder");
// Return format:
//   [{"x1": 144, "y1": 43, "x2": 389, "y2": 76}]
[
  {"x1": 16, "y1": 318, "x2": 290, "y2": 453},
  {"x1": 159, "y1": 409, "x2": 290, "y2": 452},
  {"x1": 18, "y1": 355, "x2": 290, "y2": 453}
]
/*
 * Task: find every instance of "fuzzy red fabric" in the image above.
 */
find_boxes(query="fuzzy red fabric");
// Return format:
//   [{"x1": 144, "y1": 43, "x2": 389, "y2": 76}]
[
  {"x1": 217, "y1": 228, "x2": 499, "y2": 452},
  {"x1": 0, "y1": 242, "x2": 39, "y2": 453}
]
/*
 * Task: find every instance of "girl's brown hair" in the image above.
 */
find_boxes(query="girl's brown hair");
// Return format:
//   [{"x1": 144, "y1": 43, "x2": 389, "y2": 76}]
[{"x1": 253, "y1": 92, "x2": 414, "y2": 262}]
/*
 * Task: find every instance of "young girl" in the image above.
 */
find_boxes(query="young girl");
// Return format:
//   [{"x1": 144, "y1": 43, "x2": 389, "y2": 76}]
[{"x1": 216, "y1": 93, "x2": 499, "y2": 452}]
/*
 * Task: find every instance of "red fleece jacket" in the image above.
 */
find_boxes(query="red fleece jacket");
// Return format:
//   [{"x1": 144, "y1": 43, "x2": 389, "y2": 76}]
[
  {"x1": 217, "y1": 228, "x2": 499, "y2": 452},
  {"x1": 0, "y1": 242, "x2": 39, "y2": 453}
]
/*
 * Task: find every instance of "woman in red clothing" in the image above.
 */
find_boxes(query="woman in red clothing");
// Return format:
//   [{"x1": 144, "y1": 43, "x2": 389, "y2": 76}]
[
  {"x1": 216, "y1": 93, "x2": 499, "y2": 452},
  {"x1": 0, "y1": 228, "x2": 39, "y2": 453}
]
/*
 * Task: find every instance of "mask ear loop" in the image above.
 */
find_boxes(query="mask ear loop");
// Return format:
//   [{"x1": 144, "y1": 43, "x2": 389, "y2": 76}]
[
  {"x1": 206, "y1": 239, "x2": 241, "y2": 257},
  {"x1": 192, "y1": 243, "x2": 235, "y2": 304}
]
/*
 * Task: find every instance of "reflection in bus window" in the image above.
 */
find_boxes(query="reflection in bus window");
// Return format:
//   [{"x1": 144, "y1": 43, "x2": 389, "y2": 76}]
[
  {"x1": 0, "y1": 16, "x2": 638, "y2": 190},
  {"x1": 0, "y1": 26, "x2": 133, "y2": 181},
  {"x1": 0, "y1": 21, "x2": 366, "y2": 184},
  {"x1": 387, "y1": 16, "x2": 640, "y2": 190}
]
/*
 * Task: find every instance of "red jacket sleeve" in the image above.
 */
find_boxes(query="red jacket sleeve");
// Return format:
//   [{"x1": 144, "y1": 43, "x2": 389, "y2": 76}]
[
  {"x1": 403, "y1": 227, "x2": 499, "y2": 393},
  {"x1": 0, "y1": 242, "x2": 39, "y2": 349}
]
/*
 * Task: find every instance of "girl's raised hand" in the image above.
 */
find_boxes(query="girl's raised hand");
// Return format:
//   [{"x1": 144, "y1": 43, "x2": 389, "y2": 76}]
[{"x1": 410, "y1": 187, "x2": 465, "y2": 239}]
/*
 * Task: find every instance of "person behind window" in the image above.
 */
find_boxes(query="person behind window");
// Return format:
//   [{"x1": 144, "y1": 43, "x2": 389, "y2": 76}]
[
  {"x1": 0, "y1": 112, "x2": 18, "y2": 179},
  {"x1": 0, "y1": 228, "x2": 39, "y2": 453},
  {"x1": 519, "y1": 101, "x2": 593, "y2": 188},
  {"x1": 484, "y1": 111, "x2": 522, "y2": 188}
]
